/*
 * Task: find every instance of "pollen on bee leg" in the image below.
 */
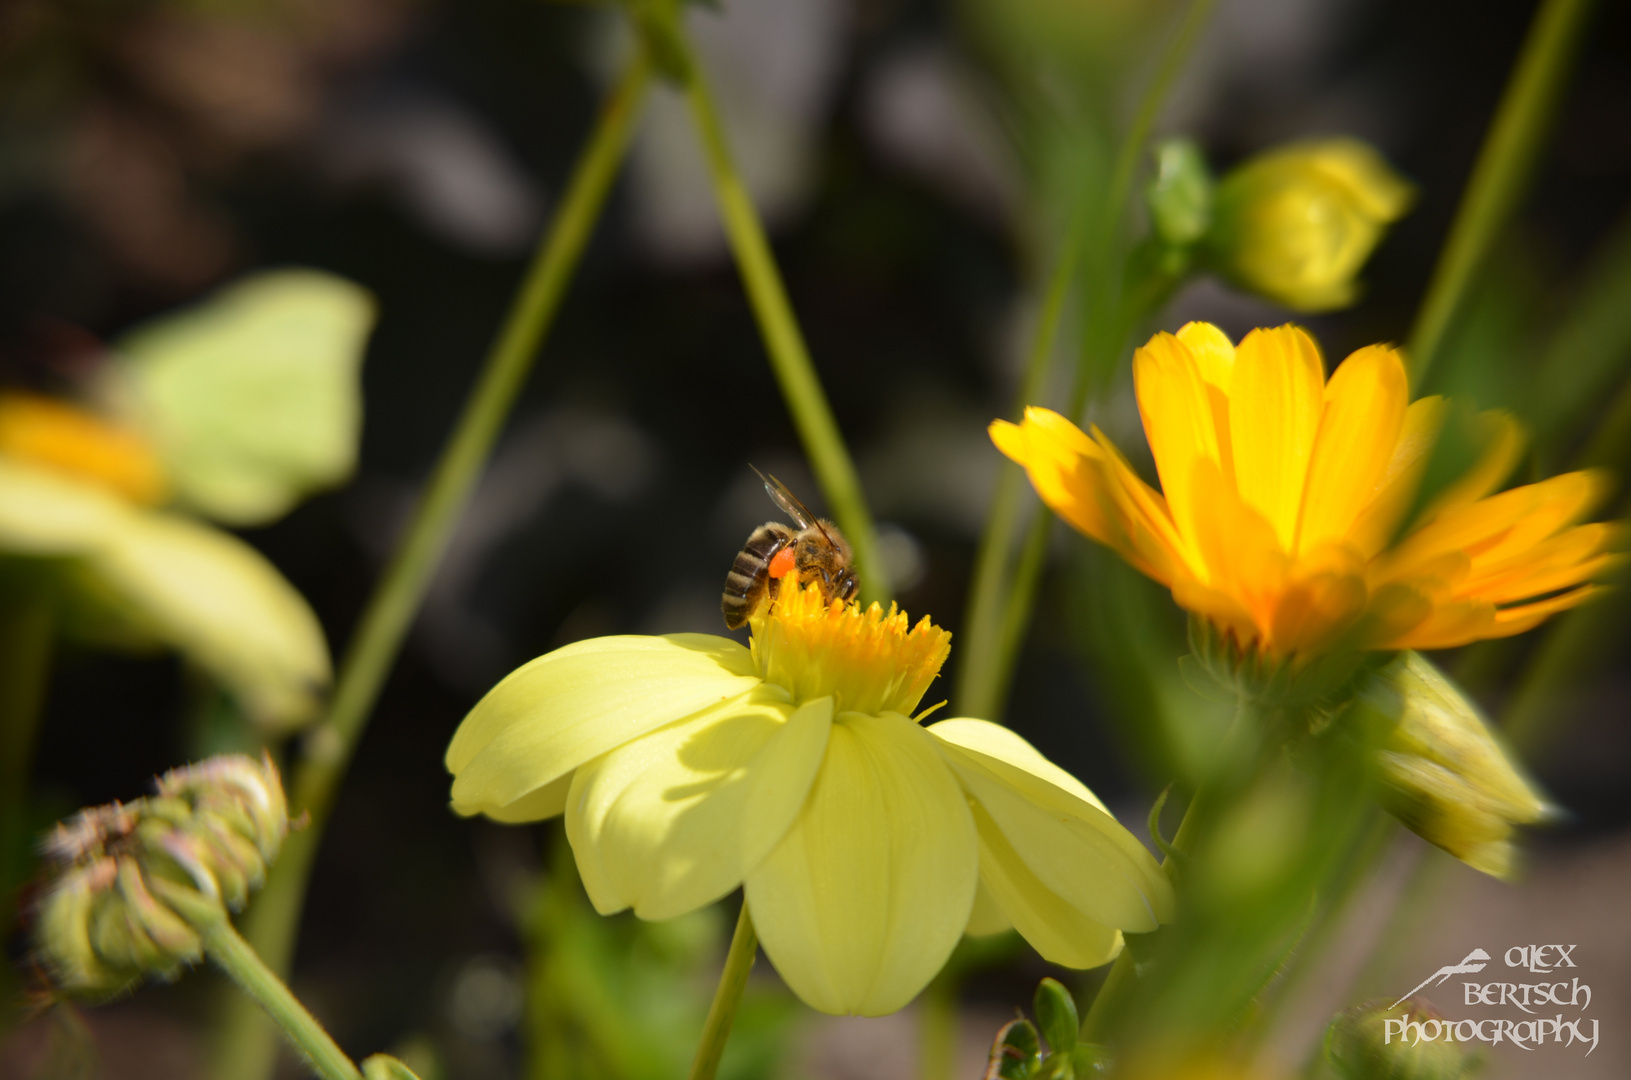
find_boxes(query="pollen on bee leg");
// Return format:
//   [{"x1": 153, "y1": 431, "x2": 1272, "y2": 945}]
[{"x1": 768, "y1": 546, "x2": 798, "y2": 580}]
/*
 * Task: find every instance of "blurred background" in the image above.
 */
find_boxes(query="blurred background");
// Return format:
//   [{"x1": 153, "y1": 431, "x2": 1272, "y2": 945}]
[{"x1": 2, "y1": 0, "x2": 1628, "y2": 1077}]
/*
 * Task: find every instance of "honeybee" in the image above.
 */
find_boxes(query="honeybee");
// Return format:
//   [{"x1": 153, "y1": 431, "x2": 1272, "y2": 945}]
[{"x1": 721, "y1": 469, "x2": 859, "y2": 629}]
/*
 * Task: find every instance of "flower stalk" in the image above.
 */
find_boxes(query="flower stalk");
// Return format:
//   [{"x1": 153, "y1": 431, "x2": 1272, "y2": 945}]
[
  {"x1": 200, "y1": 917, "x2": 362, "y2": 1080},
  {"x1": 1407, "y1": 0, "x2": 1598, "y2": 385},
  {"x1": 686, "y1": 903, "x2": 759, "y2": 1080},
  {"x1": 674, "y1": 18, "x2": 887, "y2": 607},
  {"x1": 958, "y1": 0, "x2": 1215, "y2": 720},
  {"x1": 211, "y1": 49, "x2": 655, "y2": 1080}
]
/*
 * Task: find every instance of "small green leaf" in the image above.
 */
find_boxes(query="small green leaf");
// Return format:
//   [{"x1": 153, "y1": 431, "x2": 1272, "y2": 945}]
[
  {"x1": 1032, "y1": 978, "x2": 1079, "y2": 1056},
  {"x1": 984, "y1": 1019, "x2": 1041, "y2": 1080}
]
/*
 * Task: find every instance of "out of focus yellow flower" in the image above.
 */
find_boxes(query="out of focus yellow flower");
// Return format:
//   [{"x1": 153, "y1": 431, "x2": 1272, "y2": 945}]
[
  {"x1": 1205, "y1": 139, "x2": 1413, "y2": 312},
  {"x1": 0, "y1": 270, "x2": 374, "y2": 728},
  {"x1": 992, "y1": 323, "x2": 1618, "y2": 664},
  {"x1": 447, "y1": 582, "x2": 1172, "y2": 1016}
]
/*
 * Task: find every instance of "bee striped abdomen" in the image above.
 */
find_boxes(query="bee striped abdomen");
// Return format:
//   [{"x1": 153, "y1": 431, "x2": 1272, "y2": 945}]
[{"x1": 722, "y1": 522, "x2": 794, "y2": 629}]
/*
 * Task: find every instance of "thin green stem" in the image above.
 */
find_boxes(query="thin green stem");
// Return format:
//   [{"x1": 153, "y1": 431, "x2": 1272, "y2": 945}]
[
  {"x1": 917, "y1": 966, "x2": 959, "y2": 1080},
  {"x1": 686, "y1": 903, "x2": 759, "y2": 1080},
  {"x1": 678, "y1": 34, "x2": 888, "y2": 606},
  {"x1": 965, "y1": 0, "x2": 1215, "y2": 721},
  {"x1": 956, "y1": 207, "x2": 1088, "y2": 718},
  {"x1": 201, "y1": 918, "x2": 361, "y2": 1080},
  {"x1": 210, "y1": 51, "x2": 654, "y2": 1080},
  {"x1": 1406, "y1": 0, "x2": 1597, "y2": 386}
]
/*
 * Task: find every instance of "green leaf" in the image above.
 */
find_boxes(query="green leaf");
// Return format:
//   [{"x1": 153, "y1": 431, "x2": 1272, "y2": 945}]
[
  {"x1": 985, "y1": 1019, "x2": 1041, "y2": 1080},
  {"x1": 111, "y1": 270, "x2": 375, "y2": 526},
  {"x1": 1032, "y1": 977, "x2": 1079, "y2": 1056}
]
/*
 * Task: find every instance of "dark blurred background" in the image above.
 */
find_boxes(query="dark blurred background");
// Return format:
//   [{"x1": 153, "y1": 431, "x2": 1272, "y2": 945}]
[{"x1": 3, "y1": 0, "x2": 1629, "y2": 1076}]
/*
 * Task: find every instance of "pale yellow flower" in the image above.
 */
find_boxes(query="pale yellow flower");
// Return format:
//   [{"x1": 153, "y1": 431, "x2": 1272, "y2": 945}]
[
  {"x1": 0, "y1": 270, "x2": 374, "y2": 728},
  {"x1": 992, "y1": 323, "x2": 1617, "y2": 662},
  {"x1": 446, "y1": 583, "x2": 1173, "y2": 1016}
]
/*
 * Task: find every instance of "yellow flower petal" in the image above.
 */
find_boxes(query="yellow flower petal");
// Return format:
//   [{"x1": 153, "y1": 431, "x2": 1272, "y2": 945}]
[
  {"x1": 447, "y1": 634, "x2": 762, "y2": 816},
  {"x1": 965, "y1": 879, "x2": 1013, "y2": 937},
  {"x1": 1134, "y1": 332, "x2": 1225, "y2": 554},
  {"x1": 85, "y1": 511, "x2": 331, "y2": 728},
  {"x1": 746, "y1": 711, "x2": 976, "y2": 1016},
  {"x1": 1346, "y1": 396, "x2": 1446, "y2": 558},
  {"x1": 482, "y1": 774, "x2": 573, "y2": 823},
  {"x1": 0, "y1": 457, "x2": 134, "y2": 554},
  {"x1": 929, "y1": 719, "x2": 1172, "y2": 934},
  {"x1": 1296, "y1": 345, "x2": 1407, "y2": 555},
  {"x1": 566, "y1": 694, "x2": 831, "y2": 920},
  {"x1": 967, "y1": 798, "x2": 1124, "y2": 969},
  {"x1": 1229, "y1": 326, "x2": 1325, "y2": 549}
]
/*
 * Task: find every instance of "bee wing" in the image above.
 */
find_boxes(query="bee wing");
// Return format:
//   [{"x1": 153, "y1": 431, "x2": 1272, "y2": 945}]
[{"x1": 755, "y1": 468, "x2": 818, "y2": 529}]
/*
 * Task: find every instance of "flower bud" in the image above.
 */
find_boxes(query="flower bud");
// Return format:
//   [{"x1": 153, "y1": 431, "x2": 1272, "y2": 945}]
[
  {"x1": 1364, "y1": 653, "x2": 1551, "y2": 879},
  {"x1": 1204, "y1": 138, "x2": 1414, "y2": 312},
  {"x1": 1146, "y1": 139, "x2": 1215, "y2": 250},
  {"x1": 1326, "y1": 998, "x2": 1474, "y2": 1080},
  {"x1": 33, "y1": 753, "x2": 288, "y2": 998}
]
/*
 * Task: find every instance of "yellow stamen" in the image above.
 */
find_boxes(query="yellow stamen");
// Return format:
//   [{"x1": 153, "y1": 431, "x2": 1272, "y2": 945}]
[
  {"x1": 0, "y1": 393, "x2": 166, "y2": 504},
  {"x1": 749, "y1": 582, "x2": 951, "y2": 717}
]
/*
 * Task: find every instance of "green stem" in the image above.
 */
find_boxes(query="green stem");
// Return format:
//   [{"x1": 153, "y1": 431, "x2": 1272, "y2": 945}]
[
  {"x1": 210, "y1": 51, "x2": 654, "y2": 1080},
  {"x1": 1406, "y1": 0, "x2": 1597, "y2": 386},
  {"x1": 201, "y1": 918, "x2": 362, "y2": 1080},
  {"x1": 686, "y1": 903, "x2": 759, "y2": 1080},
  {"x1": 964, "y1": 0, "x2": 1216, "y2": 720},
  {"x1": 917, "y1": 966, "x2": 959, "y2": 1080},
  {"x1": 678, "y1": 32, "x2": 888, "y2": 606},
  {"x1": 956, "y1": 207, "x2": 1088, "y2": 718}
]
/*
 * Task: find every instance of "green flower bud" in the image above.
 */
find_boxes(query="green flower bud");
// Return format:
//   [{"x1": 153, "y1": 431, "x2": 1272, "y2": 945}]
[
  {"x1": 1146, "y1": 139, "x2": 1215, "y2": 250},
  {"x1": 33, "y1": 753, "x2": 288, "y2": 998},
  {"x1": 1205, "y1": 138, "x2": 1414, "y2": 312},
  {"x1": 1326, "y1": 997, "x2": 1475, "y2": 1080},
  {"x1": 1365, "y1": 653, "x2": 1551, "y2": 879}
]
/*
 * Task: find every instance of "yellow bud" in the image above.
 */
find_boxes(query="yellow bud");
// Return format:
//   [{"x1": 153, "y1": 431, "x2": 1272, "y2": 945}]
[
  {"x1": 1205, "y1": 138, "x2": 1414, "y2": 312},
  {"x1": 1368, "y1": 653, "x2": 1551, "y2": 879}
]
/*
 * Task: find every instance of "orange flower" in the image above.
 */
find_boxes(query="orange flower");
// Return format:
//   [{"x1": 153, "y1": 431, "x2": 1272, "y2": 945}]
[{"x1": 991, "y1": 322, "x2": 1619, "y2": 660}]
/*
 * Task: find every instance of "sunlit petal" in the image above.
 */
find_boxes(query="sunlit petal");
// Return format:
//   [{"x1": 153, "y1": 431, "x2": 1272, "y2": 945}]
[
  {"x1": 746, "y1": 712, "x2": 976, "y2": 1016},
  {"x1": 0, "y1": 458, "x2": 134, "y2": 554},
  {"x1": 448, "y1": 634, "x2": 762, "y2": 815},
  {"x1": 1134, "y1": 332, "x2": 1224, "y2": 553},
  {"x1": 566, "y1": 694, "x2": 831, "y2": 919},
  {"x1": 1229, "y1": 326, "x2": 1326, "y2": 549},
  {"x1": 1297, "y1": 345, "x2": 1407, "y2": 555},
  {"x1": 929, "y1": 719, "x2": 1173, "y2": 930}
]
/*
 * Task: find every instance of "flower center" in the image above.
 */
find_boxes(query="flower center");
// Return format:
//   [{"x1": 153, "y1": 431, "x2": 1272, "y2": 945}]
[
  {"x1": 749, "y1": 581, "x2": 951, "y2": 717},
  {"x1": 0, "y1": 393, "x2": 166, "y2": 504}
]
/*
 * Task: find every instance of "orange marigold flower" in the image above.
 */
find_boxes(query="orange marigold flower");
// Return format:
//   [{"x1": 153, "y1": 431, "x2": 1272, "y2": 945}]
[{"x1": 991, "y1": 322, "x2": 1619, "y2": 660}]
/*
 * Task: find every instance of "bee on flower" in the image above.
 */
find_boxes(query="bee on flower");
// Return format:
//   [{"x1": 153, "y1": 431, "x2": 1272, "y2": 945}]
[{"x1": 446, "y1": 522, "x2": 1173, "y2": 1016}]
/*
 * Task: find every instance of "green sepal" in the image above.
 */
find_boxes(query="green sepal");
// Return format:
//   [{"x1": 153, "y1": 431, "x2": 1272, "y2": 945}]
[
  {"x1": 1145, "y1": 138, "x2": 1214, "y2": 249},
  {"x1": 985, "y1": 1018, "x2": 1042, "y2": 1080},
  {"x1": 1032, "y1": 977, "x2": 1079, "y2": 1057}
]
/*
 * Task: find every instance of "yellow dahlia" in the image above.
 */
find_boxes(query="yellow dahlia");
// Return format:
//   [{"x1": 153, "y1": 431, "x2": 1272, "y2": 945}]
[
  {"x1": 992, "y1": 323, "x2": 1618, "y2": 661},
  {"x1": 446, "y1": 583, "x2": 1173, "y2": 1016}
]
